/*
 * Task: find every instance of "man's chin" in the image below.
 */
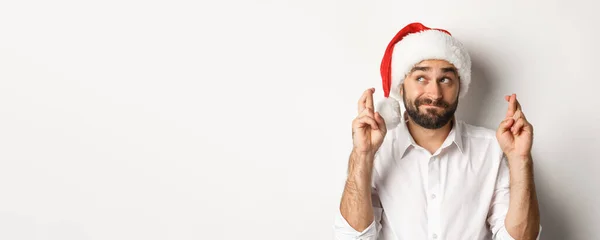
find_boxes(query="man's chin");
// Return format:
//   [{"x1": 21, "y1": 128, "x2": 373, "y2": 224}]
[
  {"x1": 420, "y1": 109, "x2": 445, "y2": 117},
  {"x1": 420, "y1": 117, "x2": 442, "y2": 124},
  {"x1": 417, "y1": 112, "x2": 448, "y2": 124}
]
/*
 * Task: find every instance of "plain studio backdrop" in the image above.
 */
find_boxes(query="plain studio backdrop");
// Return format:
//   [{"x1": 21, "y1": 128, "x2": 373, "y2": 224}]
[{"x1": 0, "y1": 0, "x2": 598, "y2": 239}]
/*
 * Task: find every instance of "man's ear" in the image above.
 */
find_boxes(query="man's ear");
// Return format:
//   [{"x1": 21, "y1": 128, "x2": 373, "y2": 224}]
[{"x1": 399, "y1": 83, "x2": 404, "y2": 96}]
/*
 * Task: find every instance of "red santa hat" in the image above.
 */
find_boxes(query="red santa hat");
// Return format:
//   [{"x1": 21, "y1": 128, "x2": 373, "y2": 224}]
[{"x1": 376, "y1": 22, "x2": 472, "y2": 129}]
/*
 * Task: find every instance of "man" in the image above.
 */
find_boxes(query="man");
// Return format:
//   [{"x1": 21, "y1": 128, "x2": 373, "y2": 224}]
[{"x1": 334, "y1": 23, "x2": 541, "y2": 240}]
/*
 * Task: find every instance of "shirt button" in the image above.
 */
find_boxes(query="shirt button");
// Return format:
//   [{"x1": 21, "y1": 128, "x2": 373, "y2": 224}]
[
  {"x1": 432, "y1": 233, "x2": 438, "y2": 239},
  {"x1": 431, "y1": 194, "x2": 436, "y2": 199}
]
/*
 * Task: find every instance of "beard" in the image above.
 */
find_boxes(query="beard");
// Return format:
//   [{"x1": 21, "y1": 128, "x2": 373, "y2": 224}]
[{"x1": 402, "y1": 86, "x2": 458, "y2": 129}]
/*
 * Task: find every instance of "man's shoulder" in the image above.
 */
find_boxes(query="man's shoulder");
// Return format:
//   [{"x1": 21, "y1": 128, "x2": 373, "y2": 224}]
[
  {"x1": 380, "y1": 126, "x2": 399, "y2": 148},
  {"x1": 458, "y1": 121, "x2": 497, "y2": 141}
]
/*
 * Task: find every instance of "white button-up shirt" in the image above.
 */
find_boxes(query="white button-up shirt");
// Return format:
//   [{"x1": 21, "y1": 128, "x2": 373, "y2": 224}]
[{"x1": 334, "y1": 116, "x2": 541, "y2": 240}]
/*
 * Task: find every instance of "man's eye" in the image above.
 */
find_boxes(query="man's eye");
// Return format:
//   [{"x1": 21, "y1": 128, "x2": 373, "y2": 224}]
[
  {"x1": 416, "y1": 77, "x2": 426, "y2": 82},
  {"x1": 440, "y1": 77, "x2": 451, "y2": 83}
]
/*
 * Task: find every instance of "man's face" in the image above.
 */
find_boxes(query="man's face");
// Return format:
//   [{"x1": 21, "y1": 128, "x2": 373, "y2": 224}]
[{"x1": 400, "y1": 59, "x2": 460, "y2": 129}]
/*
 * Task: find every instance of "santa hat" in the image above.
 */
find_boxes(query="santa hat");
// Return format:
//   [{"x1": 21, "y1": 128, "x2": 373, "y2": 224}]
[{"x1": 376, "y1": 22, "x2": 472, "y2": 129}]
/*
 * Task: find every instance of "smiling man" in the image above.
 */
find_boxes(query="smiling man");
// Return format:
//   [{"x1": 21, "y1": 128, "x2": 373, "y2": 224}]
[{"x1": 334, "y1": 23, "x2": 541, "y2": 240}]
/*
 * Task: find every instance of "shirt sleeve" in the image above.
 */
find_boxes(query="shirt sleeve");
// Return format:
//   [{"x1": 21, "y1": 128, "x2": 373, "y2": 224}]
[
  {"x1": 488, "y1": 155, "x2": 542, "y2": 240},
  {"x1": 333, "y1": 154, "x2": 384, "y2": 240},
  {"x1": 333, "y1": 186, "x2": 383, "y2": 240},
  {"x1": 494, "y1": 225, "x2": 542, "y2": 240}
]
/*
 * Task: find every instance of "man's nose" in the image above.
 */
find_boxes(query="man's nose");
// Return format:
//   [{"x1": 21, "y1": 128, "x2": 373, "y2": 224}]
[{"x1": 424, "y1": 81, "x2": 443, "y2": 100}]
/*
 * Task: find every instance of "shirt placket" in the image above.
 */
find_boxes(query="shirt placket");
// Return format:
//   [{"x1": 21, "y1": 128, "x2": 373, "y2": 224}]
[{"x1": 427, "y1": 154, "x2": 441, "y2": 240}]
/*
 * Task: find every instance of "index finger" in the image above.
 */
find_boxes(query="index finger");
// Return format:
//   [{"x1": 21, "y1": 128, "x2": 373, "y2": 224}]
[
  {"x1": 514, "y1": 98, "x2": 526, "y2": 120},
  {"x1": 506, "y1": 93, "x2": 517, "y2": 118},
  {"x1": 358, "y1": 88, "x2": 374, "y2": 113},
  {"x1": 515, "y1": 97, "x2": 522, "y2": 111},
  {"x1": 505, "y1": 94, "x2": 523, "y2": 110},
  {"x1": 366, "y1": 88, "x2": 375, "y2": 110}
]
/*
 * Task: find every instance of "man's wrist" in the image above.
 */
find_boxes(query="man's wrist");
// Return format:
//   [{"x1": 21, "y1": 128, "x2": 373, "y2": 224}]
[
  {"x1": 506, "y1": 154, "x2": 535, "y2": 182},
  {"x1": 507, "y1": 153, "x2": 533, "y2": 165},
  {"x1": 351, "y1": 148, "x2": 376, "y2": 160},
  {"x1": 349, "y1": 149, "x2": 375, "y2": 173}
]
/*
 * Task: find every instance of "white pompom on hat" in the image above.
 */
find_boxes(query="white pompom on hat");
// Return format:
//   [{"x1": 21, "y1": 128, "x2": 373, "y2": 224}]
[{"x1": 377, "y1": 22, "x2": 472, "y2": 129}]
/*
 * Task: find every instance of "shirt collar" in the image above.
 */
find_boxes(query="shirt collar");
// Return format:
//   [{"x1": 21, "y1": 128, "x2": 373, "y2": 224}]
[{"x1": 396, "y1": 112, "x2": 464, "y2": 159}]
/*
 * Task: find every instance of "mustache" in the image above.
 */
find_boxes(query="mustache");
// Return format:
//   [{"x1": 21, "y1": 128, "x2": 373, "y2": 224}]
[{"x1": 414, "y1": 98, "x2": 450, "y2": 108}]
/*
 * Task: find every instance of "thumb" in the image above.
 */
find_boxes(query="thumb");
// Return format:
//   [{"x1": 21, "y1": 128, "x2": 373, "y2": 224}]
[
  {"x1": 497, "y1": 118, "x2": 514, "y2": 135},
  {"x1": 374, "y1": 112, "x2": 387, "y2": 133}
]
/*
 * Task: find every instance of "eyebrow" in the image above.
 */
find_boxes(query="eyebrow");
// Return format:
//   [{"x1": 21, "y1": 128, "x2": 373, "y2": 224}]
[
  {"x1": 410, "y1": 66, "x2": 431, "y2": 73},
  {"x1": 410, "y1": 66, "x2": 458, "y2": 76},
  {"x1": 442, "y1": 67, "x2": 458, "y2": 76}
]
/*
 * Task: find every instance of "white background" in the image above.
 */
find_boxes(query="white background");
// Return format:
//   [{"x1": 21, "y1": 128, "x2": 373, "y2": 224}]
[{"x1": 0, "y1": 0, "x2": 598, "y2": 239}]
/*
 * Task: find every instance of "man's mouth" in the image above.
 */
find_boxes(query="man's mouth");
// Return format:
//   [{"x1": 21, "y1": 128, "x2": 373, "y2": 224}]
[{"x1": 421, "y1": 104, "x2": 442, "y2": 108}]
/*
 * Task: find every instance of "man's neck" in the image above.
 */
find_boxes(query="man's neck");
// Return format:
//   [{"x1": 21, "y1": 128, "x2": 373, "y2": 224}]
[{"x1": 406, "y1": 116, "x2": 454, "y2": 155}]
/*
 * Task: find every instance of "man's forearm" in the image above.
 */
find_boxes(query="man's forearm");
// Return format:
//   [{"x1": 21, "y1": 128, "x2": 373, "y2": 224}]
[
  {"x1": 505, "y1": 155, "x2": 540, "y2": 240},
  {"x1": 339, "y1": 150, "x2": 375, "y2": 232}
]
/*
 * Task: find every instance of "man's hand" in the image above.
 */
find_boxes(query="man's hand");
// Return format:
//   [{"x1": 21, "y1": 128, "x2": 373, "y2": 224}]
[
  {"x1": 340, "y1": 88, "x2": 387, "y2": 233},
  {"x1": 352, "y1": 88, "x2": 387, "y2": 156},
  {"x1": 496, "y1": 93, "x2": 534, "y2": 161},
  {"x1": 497, "y1": 93, "x2": 541, "y2": 240}
]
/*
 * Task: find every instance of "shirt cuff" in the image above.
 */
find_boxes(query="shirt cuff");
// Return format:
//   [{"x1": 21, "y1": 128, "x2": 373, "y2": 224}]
[
  {"x1": 495, "y1": 225, "x2": 542, "y2": 240},
  {"x1": 333, "y1": 209, "x2": 378, "y2": 240}
]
